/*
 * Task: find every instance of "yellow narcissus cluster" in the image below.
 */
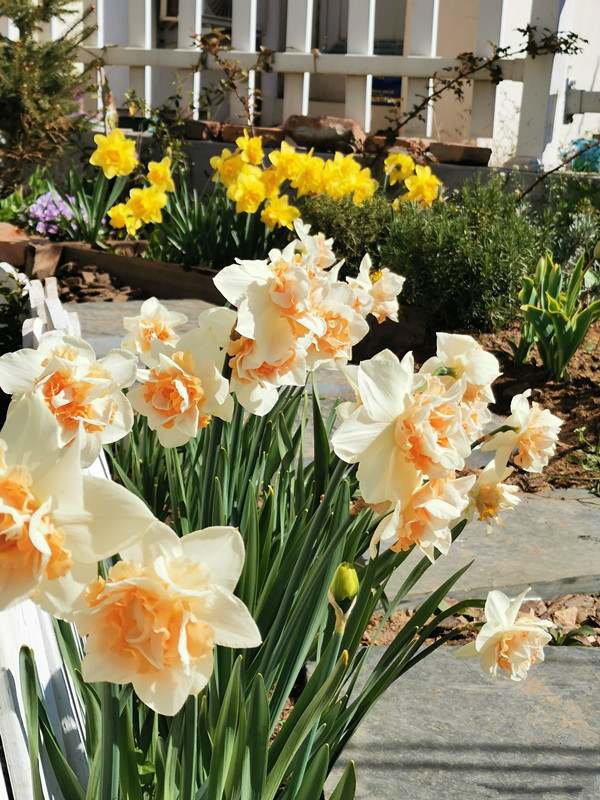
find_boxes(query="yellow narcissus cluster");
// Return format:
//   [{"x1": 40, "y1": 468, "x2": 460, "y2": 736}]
[
  {"x1": 384, "y1": 151, "x2": 442, "y2": 208},
  {"x1": 209, "y1": 136, "x2": 379, "y2": 231},
  {"x1": 87, "y1": 130, "x2": 176, "y2": 237}
]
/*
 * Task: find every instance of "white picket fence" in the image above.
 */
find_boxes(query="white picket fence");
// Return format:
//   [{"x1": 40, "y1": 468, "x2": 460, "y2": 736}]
[
  {"x1": 2, "y1": 0, "x2": 593, "y2": 166},
  {"x1": 75, "y1": 0, "x2": 566, "y2": 165}
]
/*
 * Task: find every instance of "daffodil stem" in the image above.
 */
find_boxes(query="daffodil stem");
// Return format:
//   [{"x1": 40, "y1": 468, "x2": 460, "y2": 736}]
[
  {"x1": 99, "y1": 682, "x2": 120, "y2": 800},
  {"x1": 470, "y1": 424, "x2": 519, "y2": 450}
]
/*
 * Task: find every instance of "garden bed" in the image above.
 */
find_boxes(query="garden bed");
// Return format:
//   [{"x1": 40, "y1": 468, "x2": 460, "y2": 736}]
[{"x1": 471, "y1": 321, "x2": 600, "y2": 494}]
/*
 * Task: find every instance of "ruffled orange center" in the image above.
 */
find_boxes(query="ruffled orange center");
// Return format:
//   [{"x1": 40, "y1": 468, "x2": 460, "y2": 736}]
[
  {"x1": 0, "y1": 467, "x2": 71, "y2": 582},
  {"x1": 496, "y1": 628, "x2": 544, "y2": 675},
  {"x1": 228, "y1": 336, "x2": 296, "y2": 384},
  {"x1": 85, "y1": 559, "x2": 214, "y2": 674},
  {"x1": 138, "y1": 319, "x2": 176, "y2": 352},
  {"x1": 36, "y1": 361, "x2": 115, "y2": 434},
  {"x1": 144, "y1": 350, "x2": 210, "y2": 429}
]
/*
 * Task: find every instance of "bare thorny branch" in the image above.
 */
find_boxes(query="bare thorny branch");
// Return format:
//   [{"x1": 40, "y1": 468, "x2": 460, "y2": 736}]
[
  {"x1": 192, "y1": 29, "x2": 274, "y2": 135},
  {"x1": 362, "y1": 25, "x2": 586, "y2": 169}
]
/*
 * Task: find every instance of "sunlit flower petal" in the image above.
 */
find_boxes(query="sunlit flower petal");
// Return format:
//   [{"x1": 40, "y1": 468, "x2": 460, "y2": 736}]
[{"x1": 77, "y1": 521, "x2": 261, "y2": 715}]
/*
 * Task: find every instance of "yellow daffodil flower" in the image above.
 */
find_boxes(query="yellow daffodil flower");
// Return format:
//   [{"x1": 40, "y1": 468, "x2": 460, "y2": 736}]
[
  {"x1": 268, "y1": 141, "x2": 305, "y2": 183},
  {"x1": 147, "y1": 156, "x2": 175, "y2": 192},
  {"x1": 236, "y1": 130, "x2": 264, "y2": 165},
  {"x1": 126, "y1": 186, "x2": 168, "y2": 225},
  {"x1": 402, "y1": 165, "x2": 442, "y2": 207},
  {"x1": 209, "y1": 147, "x2": 245, "y2": 187},
  {"x1": 89, "y1": 128, "x2": 138, "y2": 179},
  {"x1": 384, "y1": 152, "x2": 415, "y2": 186},
  {"x1": 227, "y1": 167, "x2": 267, "y2": 214},
  {"x1": 260, "y1": 195, "x2": 301, "y2": 230}
]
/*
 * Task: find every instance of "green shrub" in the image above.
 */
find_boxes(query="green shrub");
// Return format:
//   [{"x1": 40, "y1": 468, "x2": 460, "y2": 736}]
[
  {"x1": 0, "y1": 0, "x2": 97, "y2": 195},
  {"x1": 535, "y1": 174, "x2": 600, "y2": 267},
  {"x1": 299, "y1": 192, "x2": 391, "y2": 276},
  {"x1": 379, "y1": 173, "x2": 546, "y2": 332}
]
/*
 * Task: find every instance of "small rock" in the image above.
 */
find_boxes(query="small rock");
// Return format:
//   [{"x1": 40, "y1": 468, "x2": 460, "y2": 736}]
[
  {"x1": 282, "y1": 114, "x2": 365, "y2": 152},
  {"x1": 553, "y1": 606, "x2": 579, "y2": 628}
]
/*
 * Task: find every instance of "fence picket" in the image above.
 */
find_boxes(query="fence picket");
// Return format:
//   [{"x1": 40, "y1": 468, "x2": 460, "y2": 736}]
[{"x1": 345, "y1": 0, "x2": 376, "y2": 132}]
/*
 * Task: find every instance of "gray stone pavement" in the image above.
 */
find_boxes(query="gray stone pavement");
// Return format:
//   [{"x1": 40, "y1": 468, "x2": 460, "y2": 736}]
[
  {"x1": 326, "y1": 646, "x2": 600, "y2": 800},
  {"x1": 75, "y1": 300, "x2": 600, "y2": 800}
]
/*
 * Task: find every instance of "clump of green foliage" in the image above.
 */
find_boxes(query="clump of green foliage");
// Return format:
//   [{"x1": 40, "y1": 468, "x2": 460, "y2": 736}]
[
  {"x1": 379, "y1": 173, "x2": 546, "y2": 332},
  {"x1": 0, "y1": 0, "x2": 97, "y2": 196},
  {"x1": 146, "y1": 182, "x2": 288, "y2": 270},
  {"x1": 568, "y1": 428, "x2": 600, "y2": 496},
  {"x1": 299, "y1": 193, "x2": 391, "y2": 276},
  {"x1": 535, "y1": 174, "x2": 600, "y2": 267}
]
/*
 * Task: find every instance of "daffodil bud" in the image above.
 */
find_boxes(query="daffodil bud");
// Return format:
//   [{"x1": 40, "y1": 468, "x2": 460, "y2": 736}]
[{"x1": 328, "y1": 563, "x2": 359, "y2": 633}]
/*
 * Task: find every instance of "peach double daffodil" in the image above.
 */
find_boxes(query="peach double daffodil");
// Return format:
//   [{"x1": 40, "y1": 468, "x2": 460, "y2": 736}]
[
  {"x1": 456, "y1": 588, "x2": 552, "y2": 682},
  {"x1": 420, "y1": 332, "x2": 501, "y2": 440},
  {"x1": 370, "y1": 474, "x2": 476, "y2": 561},
  {"x1": 77, "y1": 521, "x2": 262, "y2": 716},
  {"x1": 464, "y1": 459, "x2": 520, "y2": 532},
  {"x1": 482, "y1": 390, "x2": 563, "y2": 474},
  {"x1": 332, "y1": 350, "x2": 470, "y2": 507},
  {"x1": 0, "y1": 333, "x2": 137, "y2": 467},
  {"x1": 89, "y1": 128, "x2": 138, "y2": 179},
  {"x1": 346, "y1": 254, "x2": 406, "y2": 323},
  {"x1": 128, "y1": 310, "x2": 234, "y2": 447},
  {"x1": 0, "y1": 395, "x2": 155, "y2": 620},
  {"x1": 122, "y1": 296, "x2": 188, "y2": 367}
]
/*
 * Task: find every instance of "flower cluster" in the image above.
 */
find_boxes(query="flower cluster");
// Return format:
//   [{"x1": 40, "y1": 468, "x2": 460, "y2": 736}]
[
  {"x1": 84, "y1": 128, "x2": 175, "y2": 237},
  {"x1": 0, "y1": 390, "x2": 261, "y2": 715},
  {"x1": 384, "y1": 151, "x2": 442, "y2": 208},
  {"x1": 210, "y1": 135, "x2": 379, "y2": 230},
  {"x1": 22, "y1": 191, "x2": 81, "y2": 238},
  {"x1": 332, "y1": 332, "x2": 562, "y2": 561},
  {"x1": 212, "y1": 219, "x2": 404, "y2": 415},
  {"x1": 107, "y1": 154, "x2": 174, "y2": 236}
]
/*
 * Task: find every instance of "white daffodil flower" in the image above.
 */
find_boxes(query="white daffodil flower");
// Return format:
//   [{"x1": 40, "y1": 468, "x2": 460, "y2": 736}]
[
  {"x1": 482, "y1": 390, "x2": 563, "y2": 473},
  {"x1": 455, "y1": 588, "x2": 552, "y2": 682},
  {"x1": 128, "y1": 324, "x2": 233, "y2": 448},
  {"x1": 370, "y1": 474, "x2": 476, "y2": 561},
  {"x1": 0, "y1": 394, "x2": 156, "y2": 620},
  {"x1": 77, "y1": 521, "x2": 262, "y2": 716},
  {"x1": 122, "y1": 296, "x2": 188, "y2": 367},
  {"x1": 0, "y1": 332, "x2": 137, "y2": 467}
]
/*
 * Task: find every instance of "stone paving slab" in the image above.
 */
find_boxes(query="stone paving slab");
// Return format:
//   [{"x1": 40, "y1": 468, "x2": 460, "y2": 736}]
[
  {"x1": 74, "y1": 299, "x2": 215, "y2": 355},
  {"x1": 325, "y1": 646, "x2": 600, "y2": 800}
]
